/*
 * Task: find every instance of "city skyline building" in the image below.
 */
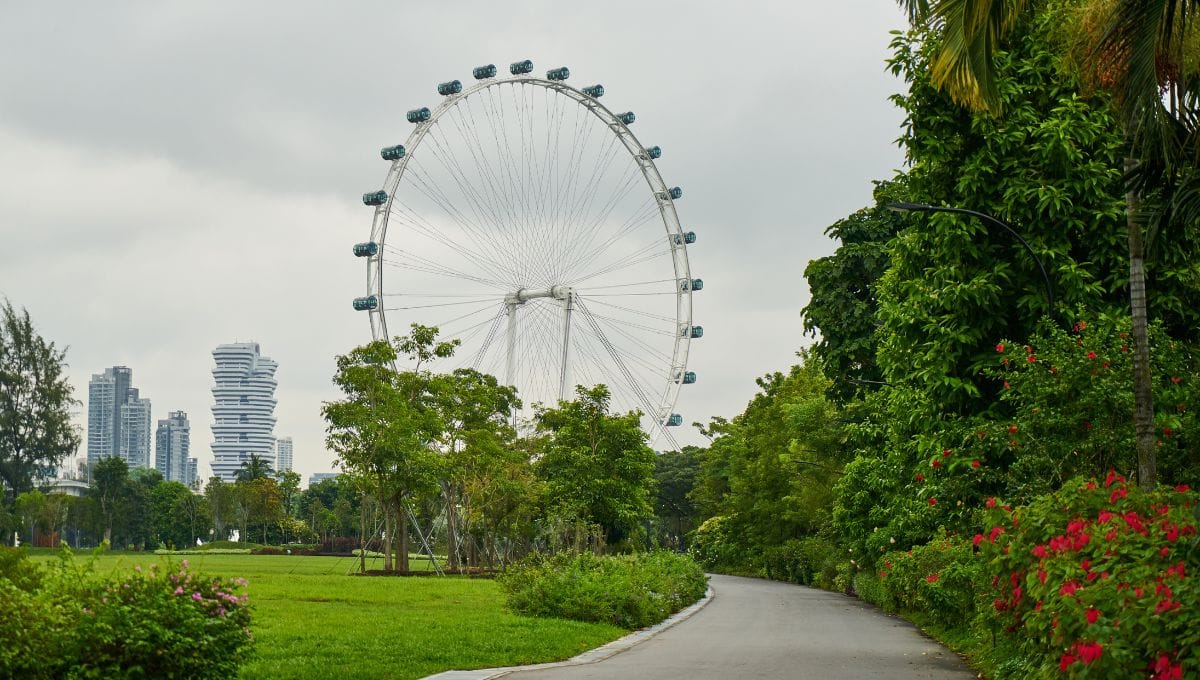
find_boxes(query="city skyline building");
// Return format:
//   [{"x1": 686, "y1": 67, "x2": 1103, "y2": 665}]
[
  {"x1": 119, "y1": 389, "x2": 152, "y2": 468},
  {"x1": 210, "y1": 342, "x2": 278, "y2": 482},
  {"x1": 87, "y1": 366, "x2": 151, "y2": 468},
  {"x1": 155, "y1": 410, "x2": 191, "y2": 484},
  {"x1": 275, "y1": 437, "x2": 293, "y2": 473}
]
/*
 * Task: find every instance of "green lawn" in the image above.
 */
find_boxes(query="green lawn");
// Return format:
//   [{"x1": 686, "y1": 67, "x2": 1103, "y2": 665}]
[{"x1": 30, "y1": 551, "x2": 626, "y2": 679}]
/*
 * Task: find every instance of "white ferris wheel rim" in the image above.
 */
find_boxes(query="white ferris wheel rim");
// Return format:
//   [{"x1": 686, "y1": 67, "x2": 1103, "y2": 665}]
[{"x1": 363, "y1": 67, "x2": 694, "y2": 444}]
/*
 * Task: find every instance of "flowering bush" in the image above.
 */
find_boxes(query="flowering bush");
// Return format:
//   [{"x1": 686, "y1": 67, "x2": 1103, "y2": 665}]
[
  {"x1": 977, "y1": 475, "x2": 1199, "y2": 678},
  {"x1": 0, "y1": 548, "x2": 253, "y2": 679}
]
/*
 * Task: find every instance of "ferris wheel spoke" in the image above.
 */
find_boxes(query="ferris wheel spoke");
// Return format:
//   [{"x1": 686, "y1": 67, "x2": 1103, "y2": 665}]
[
  {"x1": 553, "y1": 134, "x2": 629, "y2": 282},
  {"x1": 382, "y1": 243, "x2": 511, "y2": 290},
  {"x1": 389, "y1": 194, "x2": 516, "y2": 287},
  {"x1": 556, "y1": 166, "x2": 647, "y2": 279},
  {"x1": 575, "y1": 302, "x2": 667, "y2": 425},
  {"x1": 561, "y1": 199, "x2": 662, "y2": 281},
  {"x1": 449, "y1": 102, "x2": 525, "y2": 257},
  {"x1": 570, "y1": 240, "x2": 673, "y2": 287},
  {"x1": 583, "y1": 295, "x2": 681, "y2": 324},
  {"x1": 422, "y1": 124, "x2": 520, "y2": 268}
]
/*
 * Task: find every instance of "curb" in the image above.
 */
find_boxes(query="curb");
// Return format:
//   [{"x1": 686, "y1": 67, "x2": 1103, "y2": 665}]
[{"x1": 423, "y1": 584, "x2": 716, "y2": 680}]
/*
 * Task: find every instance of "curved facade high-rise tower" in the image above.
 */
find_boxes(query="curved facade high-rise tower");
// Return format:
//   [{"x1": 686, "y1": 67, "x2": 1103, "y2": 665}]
[{"x1": 210, "y1": 343, "x2": 278, "y2": 481}]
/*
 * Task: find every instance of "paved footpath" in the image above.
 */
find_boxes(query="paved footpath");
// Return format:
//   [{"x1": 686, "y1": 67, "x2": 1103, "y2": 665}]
[{"x1": 478, "y1": 574, "x2": 976, "y2": 679}]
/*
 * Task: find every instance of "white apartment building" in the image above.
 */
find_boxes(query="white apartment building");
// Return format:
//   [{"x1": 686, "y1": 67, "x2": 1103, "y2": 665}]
[
  {"x1": 275, "y1": 437, "x2": 294, "y2": 473},
  {"x1": 210, "y1": 343, "x2": 278, "y2": 481}
]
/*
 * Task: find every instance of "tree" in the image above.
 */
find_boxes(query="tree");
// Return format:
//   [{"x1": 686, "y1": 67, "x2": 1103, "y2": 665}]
[
  {"x1": 204, "y1": 477, "x2": 236, "y2": 541},
  {"x1": 653, "y1": 447, "x2": 702, "y2": 549},
  {"x1": 534, "y1": 385, "x2": 657, "y2": 548},
  {"x1": 91, "y1": 456, "x2": 129, "y2": 545},
  {"x1": 898, "y1": 0, "x2": 1200, "y2": 488},
  {"x1": 13, "y1": 490, "x2": 45, "y2": 545},
  {"x1": 0, "y1": 300, "x2": 80, "y2": 497},
  {"x1": 150, "y1": 481, "x2": 200, "y2": 548},
  {"x1": 435, "y1": 367, "x2": 519, "y2": 570},
  {"x1": 324, "y1": 326, "x2": 451, "y2": 572},
  {"x1": 234, "y1": 454, "x2": 273, "y2": 483},
  {"x1": 277, "y1": 469, "x2": 301, "y2": 518}
]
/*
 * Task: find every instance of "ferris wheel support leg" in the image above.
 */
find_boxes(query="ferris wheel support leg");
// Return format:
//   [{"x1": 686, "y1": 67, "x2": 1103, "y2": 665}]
[
  {"x1": 505, "y1": 302, "x2": 518, "y2": 388},
  {"x1": 559, "y1": 291, "x2": 575, "y2": 402}
]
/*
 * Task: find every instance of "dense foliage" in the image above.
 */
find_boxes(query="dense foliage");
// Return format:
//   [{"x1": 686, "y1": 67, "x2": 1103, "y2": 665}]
[
  {"x1": 499, "y1": 550, "x2": 707, "y2": 629},
  {"x1": 0, "y1": 547, "x2": 252, "y2": 679}
]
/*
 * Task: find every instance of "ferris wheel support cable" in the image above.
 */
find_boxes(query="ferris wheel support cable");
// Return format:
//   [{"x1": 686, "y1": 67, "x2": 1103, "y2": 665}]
[{"x1": 577, "y1": 300, "x2": 677, "y2": 448}]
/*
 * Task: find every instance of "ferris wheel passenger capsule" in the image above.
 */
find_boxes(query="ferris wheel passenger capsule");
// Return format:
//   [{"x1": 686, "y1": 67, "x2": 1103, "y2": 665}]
[
  {"x1": 362, "y1": 190, "x2": 388, "y2": 206},
  {"x1": 658, "y1": 186, "x2": 682, "y2": 200},
  {"x1": 473, "y1": 64, "x2": 497, "y2": 79},
  {"x1": 352, "y1": 295, "x2": 378, "y2": 311},
  {"x1": 666, "y1": 414, "x2": 684, "y2": 427},
  {"x1": 685, "y1": 325, "x2": 703, "y2": 338},
  {"x1": 682, "y1": 371, "x2": 697, "y2": 384},
  {"x1": 645, "y1": 146, "x2": 661, "y2": 159},
  {"x1": 510, "y1": 59, "x2": 534, "y2": 75},
  {"x1": 681, "y1": 278, "x2": 703, "y2": 291},
  {"x1": 353, "y1": 242, "x2": 378, "y2": 257},
  {"x1": 380, "y1": 145, "x2": 406, "y2": 161},
  {"x1": 616, "y1": 111, "x2": 636, "y2": 125},
  {"x1": 546, "y1": 67, "x2": 570, "y2": 81},
  {"x1": 437, "y1": 80, "x2": 462, "y2": 96},
  {"x1": 582, "y1": 84, "x2": 604, "y2": 98},
  {"x1": 670, "y1": 231, "x2": 697, "y2": 246},
  {"x1": 407, "y1": 107, "x2": 432, "y2": 123}
]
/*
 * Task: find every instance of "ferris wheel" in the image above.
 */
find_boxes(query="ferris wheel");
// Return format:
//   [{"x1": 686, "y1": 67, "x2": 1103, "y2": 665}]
[{"x1": 353, "y1": 60, "x2": 701, "y2": 445}]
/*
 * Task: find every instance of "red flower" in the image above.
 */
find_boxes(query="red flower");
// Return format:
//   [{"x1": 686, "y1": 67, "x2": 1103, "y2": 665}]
[
  {"x1": 1085, "y1": 608, "x2": 1100, "y2": 624},
  {"x1": 1160, "y1": 546, "x2": 1170, "y2": 557},
  {"x1": 928, "y1": 497, "x2": 937, "y2": 506},
  {"x1": 1163, "y1": 427, "x2": 1173, "y2": 438},
  {"x1": 931, "y1": 459, "x2": 942, "y2": 469},
  {"x1": 1024, "y1": 344, "x2": 1032, "y2": 354},
  {"x1": 972, "y1": 533, "x2": 983, "y2": 547},
  {"x1": 989, "y1": 526, "x2": 1005, "y2": 542},
  {"x1": 1087, "y1": 351, "x2": 1097, "y2": 360},
  {"x1": 1027, "y1": 355, "x2": 1037, "y2": 363},
  {"x1": 1003, "y1": 380, "x2": 1010, "y2": 390},
  {"x1": 1176, "y1": 484, "x2": 1190, "y2": 493},
  {"x1": 1008, "y1": 425, "x2": 1019, "y2": 434},
  {"x1": 1060, "y1": 581, "x2": 1081, "y2": 596},
  {"x1": 1038, "y1": 569, "x2": 1047, "y2": 584},
  {"x1": 915, "y1": 473, "x2": 924, "y2": 482},
  {"x1": 942, "y1": 448, "x2": 952, "y2": 457},
  {"x1": 1077, "y1": 641, "x2": 1103, "y2": 665},
  {"x1": 986, "y1": 497, "x2": 997, "y2": 509},
  {"x1": 995, "y1": 343, "x2": 1005, "y2": 352},
  {"x1": 1110, "y1": 488, "x2": 1128, "y2": 504},
  {"x1": 926, "y1": 573, "x2": 939, "y2": 583},
  {"x1": 1105, "y1": 470, "x2": 1124, "y2": 487},
  {"x1": 1171, "y1": 376, "x2": 1181, "y2": 384},
  {"x1": 971, "y1": 459, "x2": 981, "y2": 468},
  {"x1": 1080, "y1": 558, "x2": 1091, "y2": 572},
  {"x1": 1097, "y1": 511, "x2": 1114, "y2": 524},
  {"x1": 1059, "y1": 652, "x2": 1077, "y2": 672}
]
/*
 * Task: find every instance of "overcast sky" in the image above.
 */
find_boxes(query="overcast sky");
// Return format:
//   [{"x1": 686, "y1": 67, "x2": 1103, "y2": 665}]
[{"x1": 0, "y1": 2, "x2": 908, "y2": 485}]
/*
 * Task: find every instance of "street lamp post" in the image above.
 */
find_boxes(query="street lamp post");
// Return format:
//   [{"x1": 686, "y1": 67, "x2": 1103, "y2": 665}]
[{"x1": 887, "y1": 202, "x2": 1055, "y2": 316}]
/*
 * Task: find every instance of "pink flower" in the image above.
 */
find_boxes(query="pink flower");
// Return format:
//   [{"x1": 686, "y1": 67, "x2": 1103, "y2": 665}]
[
  {"x1": 192, "y1": 592, "x2": 202, "y2": 601},
  {"x1": 174, "y1": 587, "x2": 183, "y2": 596}
]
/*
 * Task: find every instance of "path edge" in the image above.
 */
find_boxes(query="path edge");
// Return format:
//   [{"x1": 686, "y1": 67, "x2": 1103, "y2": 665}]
[{"x1": 422, "y1": 582, "x2": 716, "y2": 680}]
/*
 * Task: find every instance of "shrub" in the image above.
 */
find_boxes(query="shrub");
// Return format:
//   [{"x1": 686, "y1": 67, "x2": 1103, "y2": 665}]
[
  {"x1": 876, "y1": 530, "x2": 981, "y2": 628},
  {"x1": 761, "y1": 537, "x2": 840, "y2": 587},
  {"x1": 499, "y1": 550, "x2": 707, "y2": 629},
  {"x1": 0, "y1": 549, "x2": 253, "y2": 679},
  {"x1": 978, "y1": 475, "x2": 1199, "y2": 678}
]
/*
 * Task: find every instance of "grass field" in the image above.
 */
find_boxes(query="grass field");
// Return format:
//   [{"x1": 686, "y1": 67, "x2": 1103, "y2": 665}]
[{"x1": 28, "y1": 551, "x2": 626, "y2": 679}]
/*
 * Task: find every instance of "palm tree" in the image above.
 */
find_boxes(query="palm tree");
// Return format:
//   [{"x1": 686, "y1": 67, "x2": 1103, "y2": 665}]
[
  {"x1": 235, "y1": 454, "x2": 274, "y2": 483},
  {"x1": 897, "y1": 0, "x2": 1200, "y2": 489}
]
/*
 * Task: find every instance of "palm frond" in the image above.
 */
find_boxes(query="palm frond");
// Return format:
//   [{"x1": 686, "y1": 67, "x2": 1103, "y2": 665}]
[{"x1": 926, "y1": 0, "x2": 1029, "y2": 114}]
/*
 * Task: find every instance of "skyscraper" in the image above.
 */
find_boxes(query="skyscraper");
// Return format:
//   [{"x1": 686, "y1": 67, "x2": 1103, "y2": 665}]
[
  {"x1": 275, "y1": 437, "x2": 293, "y2": 473},
  {"x1": 87, "y1": 366, "x2": 151, "y2": 468},
  {"x1": 155, "y1": 411, "x2": 191, "y2": 484},
  {"x1": 210, "y1": 343, "x2": 278, "y2": 482}
]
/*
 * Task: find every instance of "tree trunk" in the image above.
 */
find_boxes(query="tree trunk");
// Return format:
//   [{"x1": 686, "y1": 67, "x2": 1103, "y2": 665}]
[
  {"x1": 443, "y1": 482, "x2": 459, "y2": 572},
  {"x1": 397, "y1": 500, "x2": 410, "y2": 573},
  {"x1": 382, "y1": 503, "x2": 393, "y2": 572},
  {"x1": 358, "y1": 499, "x2": 367, "y2": 575},
  {"x1": 1126, "y1": 159, "x2": 1157, "y2": 491}
]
